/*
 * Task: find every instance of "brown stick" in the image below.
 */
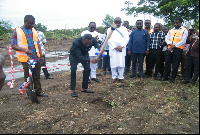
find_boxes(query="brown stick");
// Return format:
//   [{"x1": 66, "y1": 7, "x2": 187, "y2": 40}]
[{"x1": 96, "y1": 24, "x2": 116, "y2": 59}]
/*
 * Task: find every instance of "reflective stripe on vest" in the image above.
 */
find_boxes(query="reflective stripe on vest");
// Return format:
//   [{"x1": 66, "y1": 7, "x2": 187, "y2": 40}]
[
  {"x1": 168, "y1": 28, "x2": 186, "y2": 49},
  {"x1": 16, "y1": 28, "x2": 40, "y2": 62}
]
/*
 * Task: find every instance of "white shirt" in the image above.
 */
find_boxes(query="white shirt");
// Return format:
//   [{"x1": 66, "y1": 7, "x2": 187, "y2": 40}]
[
  {"x1": 165, "y1": 27, "x2": 188, "y2": 47},
  {"x1": 81, "y1": 30, "x2": 101, "y2": 56}
]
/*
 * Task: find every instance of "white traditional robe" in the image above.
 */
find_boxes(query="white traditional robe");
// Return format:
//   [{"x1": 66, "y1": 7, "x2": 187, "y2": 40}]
[{"x1": 107, "y1": 26, "x2": 129, "y2": 69}]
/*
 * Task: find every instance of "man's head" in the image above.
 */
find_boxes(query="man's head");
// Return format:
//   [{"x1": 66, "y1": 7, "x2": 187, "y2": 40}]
[
  {"x1": 82, "y1": 34, "x2": 93, "y2": 47},
  {"x1": 114, "y1": 17, "x2": 122, "y2": 28},
  {"x1": 174, "y1": 18, "x2": 183, "y2": 29},
  {"x1": 144, "y1": 19, "x2": 151, "y2": 29},
  {"x1": 163, "y1": 26, "x2": 169, "y2": 35},
  {"x1": 88, "y1": 22, "x2": 96, "y2": 32},
  {"x1": 123, "y1": 21, "x2": 129, "y2": 29},
  {"x1": 136, "y1": 20, "x2": 143, "y2": 30},
  {"x1": 154, "y1": 23, "x2": 161, "y2": 33},
  {"x1": 24, "y1": 15, "x2": 35, "y2": 29}
]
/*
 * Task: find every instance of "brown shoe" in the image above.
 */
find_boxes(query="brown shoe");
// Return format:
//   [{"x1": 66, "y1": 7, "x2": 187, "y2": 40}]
[
  {"x1": 112, "y1": 78, "x2": 117, "y2": 83},
  {"x1": 119, "y1": 79, "x2": 125, "y2": 83}
]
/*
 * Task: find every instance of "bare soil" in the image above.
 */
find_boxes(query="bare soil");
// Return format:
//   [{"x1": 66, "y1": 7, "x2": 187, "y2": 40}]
[{"x1": 0, "y1": 38, "x2": 199, "y2": 134}]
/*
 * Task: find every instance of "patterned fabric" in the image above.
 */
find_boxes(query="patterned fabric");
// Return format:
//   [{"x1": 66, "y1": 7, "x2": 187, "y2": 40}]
[
  {"x1": 149, "y1": 31, "x2": 165, "y2": 50},
  {"x1": 11, "y1": 26, "x2": 40, "y2": 60},
  {"x1": 37, "y1": 31, "x2": 47, "y2": 55}
]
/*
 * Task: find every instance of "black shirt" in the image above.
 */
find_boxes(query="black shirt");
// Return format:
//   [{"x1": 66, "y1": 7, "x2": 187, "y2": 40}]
[{"x1": 70, "y1": 37, "x2": 99, "y2": 62}]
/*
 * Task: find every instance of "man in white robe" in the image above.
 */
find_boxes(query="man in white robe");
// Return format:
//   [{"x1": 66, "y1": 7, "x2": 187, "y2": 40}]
[{"x1": 107, "y1": 17, "x2": 129, "y2": 83}]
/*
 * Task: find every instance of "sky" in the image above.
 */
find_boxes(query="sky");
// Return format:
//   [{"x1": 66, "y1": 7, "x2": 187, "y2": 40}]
[{"x1": 0, "y1": 0, "x2": 164, "y2": 31}]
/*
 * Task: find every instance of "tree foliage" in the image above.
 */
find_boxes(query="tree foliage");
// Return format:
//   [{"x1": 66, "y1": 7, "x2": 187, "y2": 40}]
[
  {"x1": 0, "y1": 20, "x2": 13, "y2": 39},
  {"x1": 122, "y1": 0, "x2": 199, "y2": 28},
  {"x1": 102, "y1": 14, "x2": 115, "y2": 26},
  {"x1": 36, "y1": 23, "x2": 47, "y2": 32}
]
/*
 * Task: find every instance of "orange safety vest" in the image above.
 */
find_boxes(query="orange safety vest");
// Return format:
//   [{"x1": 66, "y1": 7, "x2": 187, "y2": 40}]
[
  {"x1": 168, "y1": 28, "x2": 186, "y2": 49},
  {"x1": 15, "y1": 28, "x2": 40, "y2": 62},
  {"x1": 144, "y1": 28, "x2": 153, "y2": 34}
]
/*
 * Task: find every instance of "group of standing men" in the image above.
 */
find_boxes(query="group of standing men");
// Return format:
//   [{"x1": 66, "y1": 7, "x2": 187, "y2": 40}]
[
  {"x1": 0, "y1": 15, "x2": 198, "y2": 100},
  {"x1": 69, "y1": 17, "x2": 199, "y2": 97}
]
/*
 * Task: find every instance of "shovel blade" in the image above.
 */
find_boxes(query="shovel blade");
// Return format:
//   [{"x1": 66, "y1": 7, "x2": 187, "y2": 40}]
[{"x1": 26, "y1": 89, "x2": 40, "y2": 104}]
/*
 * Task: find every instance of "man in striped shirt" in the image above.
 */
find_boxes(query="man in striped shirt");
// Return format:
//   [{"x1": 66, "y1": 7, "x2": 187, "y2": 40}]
[{"x1": 145, "y1": 23, "x2": 165, "y2": 79}]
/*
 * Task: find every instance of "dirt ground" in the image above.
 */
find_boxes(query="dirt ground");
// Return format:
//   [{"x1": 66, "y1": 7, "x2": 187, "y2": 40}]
[{"x1": 0, "y1": 38, "x2": 199, "y2": 134}]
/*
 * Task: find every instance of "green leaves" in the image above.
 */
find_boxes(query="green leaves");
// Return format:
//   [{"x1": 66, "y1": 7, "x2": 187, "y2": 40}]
[{"x1": 122, "y1": 0, "x2": 199, "y2": 29}]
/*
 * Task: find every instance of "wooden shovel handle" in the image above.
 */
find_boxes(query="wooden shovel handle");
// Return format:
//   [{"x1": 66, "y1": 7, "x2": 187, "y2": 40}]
[{"x1": 96, "y1": 27, "x2": 115, "y2": 59}]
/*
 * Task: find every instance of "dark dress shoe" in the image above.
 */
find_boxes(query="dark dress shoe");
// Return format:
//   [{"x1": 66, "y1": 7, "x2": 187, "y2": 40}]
[
  {"x1": 182, "y1": 80, "x2": 190, "y2": 84},
  {"x1": 108, "y1": 72, "x2": 111, "y2": 75},
  {"x1": 46, "y1": 76, "x2": 54, "y2": 79},
  {"x1": 130, "y1": 75, "x2": 135, "y2": 78},
  {"x1": 103, "y1": 71, "x2": 106, "y2": 75},
  {"x1": 112, "y1": 78, "x2": 117, "y2": 83},
  {"x1": 119, "y1": 79, "x2": 125, "y2": 83},
  {"x1": 36, "y1": 93, "x2": 48, "y2": 97},
  {"x1": 170, "y1": 79, "x2": 175, "y2": 84},
  {"x1": 161, "y1": 77, "x2": 169, "y2": 81},
  {"x1": 71, "y1": 92, "x2": 78, "y2": 97},
  {"x1": 91, "y1": 78, "x2": 100, "y2": 82}
]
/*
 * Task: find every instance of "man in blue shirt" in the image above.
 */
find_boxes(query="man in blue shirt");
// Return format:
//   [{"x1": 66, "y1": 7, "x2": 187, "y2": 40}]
[{"x1": 128, "y1": 20, "x2": 150, "y2": 78}]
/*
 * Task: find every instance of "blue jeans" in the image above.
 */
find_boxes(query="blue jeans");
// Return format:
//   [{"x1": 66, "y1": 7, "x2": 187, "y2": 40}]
[
  {"x1": 103, "y1": 50, "x2": 111, "y2": 72},
  {"x1": 131, "y1": 53, "x2": 145, "y2": 77}
]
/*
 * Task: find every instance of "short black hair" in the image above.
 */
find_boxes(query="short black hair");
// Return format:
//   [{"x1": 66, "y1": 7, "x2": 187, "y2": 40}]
[
  {"x1": 155, "y1": 23, "x2": 161, "y2": 27},
  {"x1": 88, "y1": 22, "x2": 96, "y2": 27},
  {"x1": 82, "y1": 34, "x2": 93, "y2": 40},
  {"x1": 24, "y1": 15, "x2": 35, "y2": 22},
  {"x1": 136, "y1": 20, "x2": 143, "y2": 23},
  {"x1": 174, "y1": 18, "x2": 183, "y2": 23}
]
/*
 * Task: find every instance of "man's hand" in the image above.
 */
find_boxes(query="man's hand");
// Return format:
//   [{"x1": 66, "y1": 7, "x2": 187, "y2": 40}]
[
  {"x1": 23, "y1": 48, "x2": 31, "y2": 54},
  {"x1": 128, "y1": 50, "x2": 131, "y2": 55},
  {"x1": 145, "y1": 50, "x2": 149, "y2": 55},
  {"x1": 171, "y1": 44, "x2": 176, "y2": 49},
  {"x1": 90, "y1": 59, "x2": 99, "y2": 64},
  {"x1": 115, "y1": 46, "x2": 122, "y2": 52},
  {"x1": 40, "y1": 56, "x2": 44, "y2": 63},
  {"x1": 168, "y1": 48, "x2": 173, "y2": 52}
]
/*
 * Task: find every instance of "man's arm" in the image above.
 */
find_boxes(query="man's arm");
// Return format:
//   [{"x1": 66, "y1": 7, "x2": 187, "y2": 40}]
[{"x1": 12, "y1": 45, "x2": 31, "y2": 54}]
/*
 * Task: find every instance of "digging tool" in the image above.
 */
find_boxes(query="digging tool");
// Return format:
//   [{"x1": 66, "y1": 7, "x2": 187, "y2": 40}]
[
  {"x1": 26, "y1": 57, "x2": 40, "y2": 104},
  {"x1": 96, "y1": 21, "x2": 117, "y2": 59}
]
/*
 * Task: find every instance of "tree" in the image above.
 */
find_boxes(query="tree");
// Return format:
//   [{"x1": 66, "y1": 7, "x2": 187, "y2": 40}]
[
  {"x1": 102, "y1": 14, "x2": 115, "y2": 26},
  {"x1": 36, "y1": 23, "x2": 47, "y2": 32},
  {"x1": 0, "y1": 20, "x2": 13, "y2": 39},
  {"x1": 122, "y1": 0, "x2": 199, "y2": 28}
]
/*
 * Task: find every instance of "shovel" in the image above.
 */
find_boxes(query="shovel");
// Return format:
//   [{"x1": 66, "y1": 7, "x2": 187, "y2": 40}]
[{"x1": 26, "y1": 58, "x2": 40, "y2": 104}]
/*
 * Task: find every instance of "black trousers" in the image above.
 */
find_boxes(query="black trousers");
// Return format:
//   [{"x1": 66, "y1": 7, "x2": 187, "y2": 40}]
[
  {"x1": 160, "y1": 51, "x2": 166, "y2": 76},
  {"x1": 125, "y1": 48, "x2": 132, "y2": 73},
  {"x1": 22, "y1": 60, "x2": 42, "y2": 93},
  {"x1": 69, "y1": 54, "x2": 90, "y2": 91},
  {"x1": 145, "y1": 53, "x2": 151, "y2": 75},
  {"x1": 148, "y1": 49, "x2": 162, "y2": 76},
  {"x1": 185, "y1": 56, "x2": 199, "y2": 83},
  {"x1": 163, "y1": 48, "x2": 183, "y2": 80},
  {"x1": 41, "y1": 55, "x2": 50, "y2": 77}
]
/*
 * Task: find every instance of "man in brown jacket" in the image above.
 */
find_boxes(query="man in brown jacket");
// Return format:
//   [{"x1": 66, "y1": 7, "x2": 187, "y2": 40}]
[{"x1": 182, "y1": 29, "x2": 199, "y2": 85}]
